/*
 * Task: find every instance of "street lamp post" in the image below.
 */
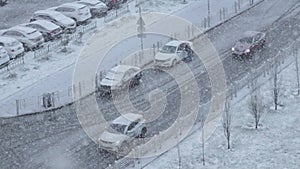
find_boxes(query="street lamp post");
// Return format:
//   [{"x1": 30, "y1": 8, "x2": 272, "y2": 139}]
[{"x1": 207, "y1": 0, "x2": 211, "y2": 27}]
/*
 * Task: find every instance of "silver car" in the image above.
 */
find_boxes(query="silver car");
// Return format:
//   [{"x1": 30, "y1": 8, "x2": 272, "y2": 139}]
[
  {"x1": 21, "y1": 20, "x2": 63, "y2": 42},
  {"x1": 0, "y1": 26, "x2": 44, "y2": 51},
  {"x1": 98, "y1": 113, "x2": 147, "y2": 152},
  {"x1": 0, "y1": 36, "x2": 25, "y2": 59}
]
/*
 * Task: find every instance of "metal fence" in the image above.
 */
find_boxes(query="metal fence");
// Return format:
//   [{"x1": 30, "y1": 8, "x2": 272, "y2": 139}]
[
  {"x1": 33, "y1": 21, "x2": 98, "y2": 58},
  {"x1": 104, "y1": 4, "x2": 130, "y2": 23}
]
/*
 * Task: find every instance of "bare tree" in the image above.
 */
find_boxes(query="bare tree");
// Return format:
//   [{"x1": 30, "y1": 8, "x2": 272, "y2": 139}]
[
  {"x1": 294, "y1": 46, "x2": 300, "y2": 95},
  {"x1": 248, "y1": 80, "x2": 264, "y2": 129},
  {"x1": 222, "y1": 99, "x2": 232, "y2": 149},
  {"x1": 272, "y1": 63, "x2": 282, "y2": 110}
]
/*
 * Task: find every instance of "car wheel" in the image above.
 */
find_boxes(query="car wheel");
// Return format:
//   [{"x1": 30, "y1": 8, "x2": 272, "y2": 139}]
[
  {"x1": 22, "y1": 44, "x2": 31, "y2": 52},
  {"x1": 140, "y1": 127, "x2": 147, "y2": 138},
  {"x1": 261, "y1": 41, "x2": 266, "y2": 48}
]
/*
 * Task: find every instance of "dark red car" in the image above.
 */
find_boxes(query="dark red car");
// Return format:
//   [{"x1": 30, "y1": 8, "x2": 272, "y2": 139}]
[{"x1": 232, "y1": 31, "x2": 266, "y2": 57}]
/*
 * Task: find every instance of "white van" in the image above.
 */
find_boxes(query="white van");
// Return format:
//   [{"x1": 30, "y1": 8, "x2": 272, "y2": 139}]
[{"x1": 0, "y1": 46, "x2": 10, "y2": 67}]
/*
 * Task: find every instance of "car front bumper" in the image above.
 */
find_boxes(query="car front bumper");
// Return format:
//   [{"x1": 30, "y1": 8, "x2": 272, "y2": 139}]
[{"x1": 154, "y1": 59, "x2": 173, "y2": 68}]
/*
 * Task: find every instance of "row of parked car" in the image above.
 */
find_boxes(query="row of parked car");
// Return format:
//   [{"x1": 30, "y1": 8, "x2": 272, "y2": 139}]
[{"x1": 0, "y1": 0, "x2": 128, "y2": 67}]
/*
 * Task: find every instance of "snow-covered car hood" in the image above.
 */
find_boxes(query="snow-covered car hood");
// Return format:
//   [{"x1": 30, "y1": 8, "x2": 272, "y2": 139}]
[
  {"x1": 233, "y1": 42, "x2": 251, "y2": 52},
  {"x1": 100, "y1": 78, "x2": 120, "y2": 87},
  {"x1": 99, "y1": 131, "x2": 128, "y2": 143},
  {"x1": 155, "y1": 52, "x2": 176, "y2": 61}
]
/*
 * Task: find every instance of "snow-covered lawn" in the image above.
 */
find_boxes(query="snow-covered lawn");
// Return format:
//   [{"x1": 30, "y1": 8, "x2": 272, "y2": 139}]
[{"x1": 142, "y1": 57, "x2": 300, "y2": 169}]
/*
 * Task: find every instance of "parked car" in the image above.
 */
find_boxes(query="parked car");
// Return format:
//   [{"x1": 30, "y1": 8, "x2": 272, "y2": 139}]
[
  {"x1": 154, "y1": 40, "x2": 194, "y2": 67},
  {"x1": 0, "y1": 36, "x2": 24, "y2": 59},
  {"x1": 232, "y1": 31, "x2": 266, "y2": 57},
  {"x1": 98, "y1": 113, "x2": 147, "y2": 152},
  {"x1": 100, "y1": 0, "x2": 121, "y2": 10},
  {"x1": 49, "y1": 3, "x2": 92, "y2": 25},
  {"x1": 21, "y1": 20, "x2": 63, "y2": 42},
  {"x1": 0, "y1": 46, "x2": 10, "y2": 67},
  {"x1": 99, "y1": 65, "x2": 142, "y2": 95},
  {"x1": 0, "y1": 26, "x2": 44, "y2": 51},
  {"x1": 31, "y1": 10, "x2": 76, "y2": 33},
  {"x1": 0, "y1": 0, "x2": 7, "y2": 7},
  {"x1": 76, "y1": 0, "x2": 108, "y2": 17}
]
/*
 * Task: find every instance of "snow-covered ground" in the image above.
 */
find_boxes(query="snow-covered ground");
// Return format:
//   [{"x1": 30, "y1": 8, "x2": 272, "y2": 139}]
[
  {"x1": 0, "y1": 0, "x2": 257, "y2": 116},
  {"x1": 141, "y1": 53, "x2": 300, "y2": 169}
]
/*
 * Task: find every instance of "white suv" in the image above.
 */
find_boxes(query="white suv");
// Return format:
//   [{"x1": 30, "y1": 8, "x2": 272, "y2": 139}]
[
  {"x1": 0, "y1": 26, "x2": 44, "y2": 51},
  {"x1": 0, "y1": 36, "x2": 24, "y2": 59},
  {"x1": 49, "y1": 3, "x2": 92, "y2": 24},
  {"x1": 98, "y1": 113, "x2": 147, "y2": 152}
]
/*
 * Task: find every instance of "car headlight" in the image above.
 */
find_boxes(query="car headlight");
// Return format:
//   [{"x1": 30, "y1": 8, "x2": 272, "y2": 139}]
[
  {"x1": 245, "y1": 49, "x2": 250, "y2": 53},
  {"x1": 232, "y1": 47, "x2": 235, "y2": 51}
]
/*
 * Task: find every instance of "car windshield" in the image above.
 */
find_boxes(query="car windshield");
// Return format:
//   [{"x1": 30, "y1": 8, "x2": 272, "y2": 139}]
[
  {"x1": 105, "y1": 70, "x2": 123, "y2": 80},
  {"x1": 109, "y1": 123, "x2": 127, "y2": 134},
  {"x1": 160, "y1": 45, "x2": 177, "y2": 54},
  {"x1": 239, "y1": 37, "x2": 253, "y2": 44}
]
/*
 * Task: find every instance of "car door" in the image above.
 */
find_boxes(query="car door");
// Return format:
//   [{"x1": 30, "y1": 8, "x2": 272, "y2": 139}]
[
  {"x1": 255, "y1": 33, "x2": 265, "y2": 47},
  {"x1": 126, "y1": 121, "x2": 139, "y2": 138},
  {"x1": 177, "y1": 43, "x2": 186, "y2": 60},
  {"x1": 122, "y1": 71, "x2": 132, "y2": 84}
]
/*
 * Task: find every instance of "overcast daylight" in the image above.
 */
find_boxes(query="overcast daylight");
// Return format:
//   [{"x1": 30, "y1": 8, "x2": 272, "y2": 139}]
[{"x1": 0, "y1": 0, "x2": 300, "y2": 168}]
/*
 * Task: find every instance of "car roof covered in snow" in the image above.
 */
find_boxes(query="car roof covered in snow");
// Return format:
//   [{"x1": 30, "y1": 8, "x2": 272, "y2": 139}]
[
  {"x1": 112, "y1": 113, "x2": 143, "y2": 125},
  {"x1": 111, "y1": 65, "x2": 140, "y2": 73},
  {"x1": 78, "y1": 0, "x2": 104, "y2": 5},
  {"x1": 165, "y1": 40, "x2": 182, "y2": 47},
  {"x1": 25, "y1": 20, "x2": 60, "y2": 30},
  {"x1": 9, "y1": 26, "x2": 37, "y2": 34},
  {"x1": 0, "y1": 36, "x2": 18, "y2": 43},
  {"x1": 60, "y1": 2, "x2": 87, "y2": 9},
  {"x1": 35, "y1": 10, "x2": 63, "y2": 17}
]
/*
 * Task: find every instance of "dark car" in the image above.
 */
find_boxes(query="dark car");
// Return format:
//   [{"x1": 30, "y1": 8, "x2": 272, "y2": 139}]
[
  {"x1": 0, "y1": 0, "x2": 7, "y2": 6},
  {"x1": 232, "y1": 31, "x2": 266, "y2": 57}
]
